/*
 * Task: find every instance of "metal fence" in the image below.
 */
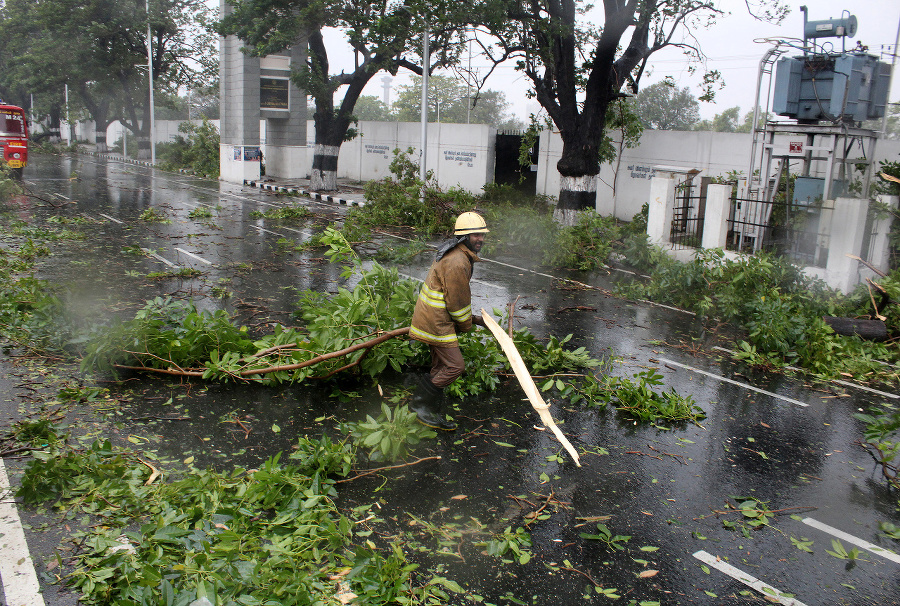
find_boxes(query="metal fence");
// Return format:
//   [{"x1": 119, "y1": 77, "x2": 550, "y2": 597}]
[
  {"x1": 668, "y1": 179, "x2": 705, "y2": 249},
  {"x1": 726, "y1": 192, "x2": 831, "y2": 268}
]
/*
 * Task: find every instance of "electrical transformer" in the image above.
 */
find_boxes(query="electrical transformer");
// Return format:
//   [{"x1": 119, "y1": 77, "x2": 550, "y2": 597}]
[{"x1": 773, "y1": 52, "x2": 891, "y2": 123}]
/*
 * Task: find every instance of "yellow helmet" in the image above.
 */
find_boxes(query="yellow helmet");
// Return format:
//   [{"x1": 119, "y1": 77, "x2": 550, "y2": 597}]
[{"x1": 454, "y1": 211, "x2": 489, "y2": 236}]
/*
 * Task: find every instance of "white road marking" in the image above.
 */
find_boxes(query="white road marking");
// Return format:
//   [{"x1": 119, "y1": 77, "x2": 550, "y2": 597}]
[
  {"x1": 250, "y1": 225, "x2": 287, "y2": 238},
  {"x1": 658, "y1": 357, "x2": 809, "y2": 407},
  {"x1": 277, "y1": 227, "x2": 307, "y2": 235},
  {"x1": 693, "y1": 550, "x2": 807, "y2": 606},
  {"x1": 470, "y1": 277, "x2": 507, "y2": 290},
  {"x1": 802, "y1": 517, "x2": 900, "y2": 564},
  {"x1": 141, "y1": 248, "x2": 178, "y2": 268},
  {"x1": 398, "y1": 272, "x2": 422, "y2": 283},
  {"x1": 174, "y1": 248, "x2": 213, "y2": 265},
  {"x1": 712, "y1": 346, "x2": 899, "y2": 400},
  {"x1": 0, "y1": 458, "x2": 46, "y2": 606},
  {"x1": 98, "y1": 213, "x2": 124, "y2": 224}
]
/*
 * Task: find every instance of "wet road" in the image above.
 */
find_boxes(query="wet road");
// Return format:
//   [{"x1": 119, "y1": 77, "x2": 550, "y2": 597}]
[{"x1": 3, "y1": 152, "x2": 900, "y2": 605}]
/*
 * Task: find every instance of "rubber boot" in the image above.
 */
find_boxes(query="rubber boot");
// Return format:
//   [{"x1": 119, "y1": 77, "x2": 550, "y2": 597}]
[{"x1": 410, "y1": 375, "x2": 457, "y2": 431}]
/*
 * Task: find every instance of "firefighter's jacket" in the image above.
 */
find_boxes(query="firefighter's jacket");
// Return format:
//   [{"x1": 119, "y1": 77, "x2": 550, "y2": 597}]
[{"x1": 410, "y1": 243, "x2": 480, "y2": 347}]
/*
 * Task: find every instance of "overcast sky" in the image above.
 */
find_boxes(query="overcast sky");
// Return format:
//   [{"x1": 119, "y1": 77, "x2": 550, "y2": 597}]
[{"x1": 328, "y1": 1, "x2": 900, "y2": 123}]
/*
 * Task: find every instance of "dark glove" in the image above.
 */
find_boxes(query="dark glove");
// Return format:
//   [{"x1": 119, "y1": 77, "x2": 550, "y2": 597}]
[{"x1": 472, "y1": 314, "x2": 485, "y2": 327}]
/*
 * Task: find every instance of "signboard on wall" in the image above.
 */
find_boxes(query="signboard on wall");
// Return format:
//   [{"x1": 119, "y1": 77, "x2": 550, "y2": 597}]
[{"x1": 260, "y1": 77, "x2": 290, "y2": 111}]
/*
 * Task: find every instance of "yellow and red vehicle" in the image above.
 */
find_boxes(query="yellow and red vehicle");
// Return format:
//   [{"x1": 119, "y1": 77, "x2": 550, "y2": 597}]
[{"x1": 0, "y1": 101, "x2": 28, "y2": 178}]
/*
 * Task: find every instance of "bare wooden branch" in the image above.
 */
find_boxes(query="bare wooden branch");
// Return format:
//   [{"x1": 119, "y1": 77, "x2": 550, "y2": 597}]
[{"x1": 115, "y1": 327, "x2": 411, "y2": 380}]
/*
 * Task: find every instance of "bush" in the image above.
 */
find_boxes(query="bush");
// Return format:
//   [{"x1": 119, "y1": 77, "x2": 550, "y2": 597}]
[{"x1": 157, "y1": 118, "x2": 220, "y2": 178}]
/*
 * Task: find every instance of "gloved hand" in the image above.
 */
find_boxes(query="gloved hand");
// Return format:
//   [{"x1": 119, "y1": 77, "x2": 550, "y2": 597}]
[{"x1": 472, "y1": 314, "x2": 485, "y2": 327}]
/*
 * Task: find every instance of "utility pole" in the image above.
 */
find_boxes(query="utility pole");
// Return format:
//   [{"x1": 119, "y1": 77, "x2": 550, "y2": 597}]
[
  {"x1": 881, "y1": 15, "x2": 900, "y2": 138},
  {"x1": 420, "y1": 27, "x2": 429, "y2": 186},
  {"x1": 146, "y1": 0, "x2": 156, "y2": 164}
]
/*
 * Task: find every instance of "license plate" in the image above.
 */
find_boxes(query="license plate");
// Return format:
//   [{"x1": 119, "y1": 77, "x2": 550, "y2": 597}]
[{"x1": 7, "y1": 159, "x2": 22, "y2": 168}]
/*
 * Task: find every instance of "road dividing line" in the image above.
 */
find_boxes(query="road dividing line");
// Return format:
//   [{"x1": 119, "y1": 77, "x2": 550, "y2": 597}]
[
  {"x1": 98, "y1": 213, "x2": 124, "y2": 224},
  {"x1": 712, "y1": 346, "x2": 898, "y2": 400},
  {"x1": 141, "y1": 248, "x2": 178, "y2": 268},
  {"x1": 0, "y1": 458, "x2": 46, "y2": 606},
  {"x1": 658, "y1": 357, "x2": 809, "y2": 407},
  {"x1": 398, "y1": 272, "x2": 422, "y2": 284},
  {"x1": 174, "y1": 248, "x2": 213, "y2": 265},
  {"x1": 250, "y1": 225, "x2": 287, "y2": 238},
  {"x1": 693, "y1": 550, "x2": 806, "y2": 606},
  {"x1": 470, "y1": 277, "x2": 508, "y2": 291},
  {"x1": 802, "y1": 517, "x2": 900, "y2": 564}
]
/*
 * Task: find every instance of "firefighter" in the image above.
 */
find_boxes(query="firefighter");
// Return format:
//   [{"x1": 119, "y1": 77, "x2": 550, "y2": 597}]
[{"x1": 408, "y1": 211, "x2": 489, "y2": 430}]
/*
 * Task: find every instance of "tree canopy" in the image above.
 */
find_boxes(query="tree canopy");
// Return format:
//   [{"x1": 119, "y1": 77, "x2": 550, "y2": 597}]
[
  {"x1": 632, "y1": 82, "x2": 700, "y2": 131},
  {"x1": 0, "y1": 0, "x2": 216, "y2": 151},
  {"x1": 392, "y1": 75, "x2": 523, "y2": 129}
]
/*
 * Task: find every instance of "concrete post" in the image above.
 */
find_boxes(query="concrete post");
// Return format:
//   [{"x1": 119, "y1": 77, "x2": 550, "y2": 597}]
[
  {"x1": 647, "y1": 177, "x2": 675, "y2": 246},
  {"x1": 825, "y1": 197, "x2": 869, "y2": 294},
  {"x1": 869, "y1": 195, "x2": 898, "y2": 275},
  {"x1": 218, "y1": 0, "x2": 261, "y2": 183},
  {"x1": 262, "y1": 43, "x2": 308, "y2": 179},
  {"x1": 701, "y1": 184, "x2": 732, "y2": 250}
]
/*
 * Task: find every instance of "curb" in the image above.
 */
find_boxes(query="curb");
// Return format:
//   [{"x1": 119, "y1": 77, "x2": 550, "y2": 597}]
[
  {"x1": 84, "y1": 151, "x2": 364, "y2": 206},
  {"x1": 243, "y1": 179, "x2": 364, "y2": 207}
]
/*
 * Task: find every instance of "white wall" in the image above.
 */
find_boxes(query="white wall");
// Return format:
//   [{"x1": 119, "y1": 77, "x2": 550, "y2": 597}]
[
  {"x1": 327, "y1": 121, "x2": 496, "y2": 193},
  {"x1": 538, "y1": 128, "x2": 900, "y2": 221}
]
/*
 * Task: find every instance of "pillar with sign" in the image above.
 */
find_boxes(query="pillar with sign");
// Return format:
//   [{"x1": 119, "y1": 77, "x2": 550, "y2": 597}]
[{"x1": 218, "y1": 0, "x2": 307, "y2": 184}]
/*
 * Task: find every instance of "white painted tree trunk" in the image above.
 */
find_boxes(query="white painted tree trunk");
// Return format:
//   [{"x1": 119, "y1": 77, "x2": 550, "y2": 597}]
[
  {"x1": 553, "y1": 174, "x2": 597, "y2": 226},
  {"x1": 310, "y1": 143, "x2": 339, "y2": 191},
  {"x1": 95, "y1": 127, "x2": 108, "y2": 153}
]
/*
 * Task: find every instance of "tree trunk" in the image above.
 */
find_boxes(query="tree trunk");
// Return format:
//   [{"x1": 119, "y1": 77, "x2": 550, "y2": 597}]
[
  {"x1": 48, "y1": 106, "x2": 62, "y2": 143},
  {"x1": 823, "y1": 317, "x2": 889, "y2": 341},
  {"x1": 554, "y1": 175, "x2": 597, "y2": 226},
  {"x1": 95, "y1": 125, "x2": 109, "y2": 153},
  {"x1": 136, "y1": 134, "x2": 151, "y2": 159},
  {"x1": 310, "y1": 143, "x2": 339, "y2": 191},
  {"x1": 553, "y1": 130, "x2": 601, "y2": 224}
]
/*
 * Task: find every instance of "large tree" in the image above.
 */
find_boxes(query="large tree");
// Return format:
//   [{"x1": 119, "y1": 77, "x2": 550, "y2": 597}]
[
  {"x1": 474, "y1": 0, "x2": 788, "y2": 224},
  {"x1": 218, "y1": 0, "x2": 469, "y2": 191},
  {"x1": 632, "y1": 81, "x2": 699, "y2": 131}
]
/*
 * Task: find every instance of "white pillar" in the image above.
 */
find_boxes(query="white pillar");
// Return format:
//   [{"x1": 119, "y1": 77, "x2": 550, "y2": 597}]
[
  {"x1": 701, "y1": 184, "x2": 732, "y2": 250},
  {"x1": 869, "y1": 194, "x2": 898, "y2": 275},
  {"x1": 825, "y1": 197, "x2": 869, "y2": 294},
  {"x1": 647, "y1": 177, "x2": 675, "y2": 246}
]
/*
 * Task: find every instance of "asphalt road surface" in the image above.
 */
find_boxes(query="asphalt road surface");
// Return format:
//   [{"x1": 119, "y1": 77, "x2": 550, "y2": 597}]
[{"x1": 1, "y1": 152, "x2": 899, "y2": 606}]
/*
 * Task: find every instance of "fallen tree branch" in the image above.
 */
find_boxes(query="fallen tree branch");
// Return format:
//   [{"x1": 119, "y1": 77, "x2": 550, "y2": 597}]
[
  {"x1": 481, "y1": 310, "x2": 581, "y2": 467},
  {"x1": 115, "y1": 327, "x2": 411, "y2": 380},
  {"x1": 335, "y1": 455, "x2": 442, "y2": 483}
]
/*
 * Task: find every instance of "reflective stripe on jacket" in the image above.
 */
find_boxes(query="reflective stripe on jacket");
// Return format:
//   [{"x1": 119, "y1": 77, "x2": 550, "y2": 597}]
[{"x1": 409, "y1": 243, "x2": 480, "y2": 347}]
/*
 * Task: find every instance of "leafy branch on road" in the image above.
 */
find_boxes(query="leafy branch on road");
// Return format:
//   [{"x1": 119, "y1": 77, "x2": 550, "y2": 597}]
[
  {"x1": 618, "y1": 248, "x2": 900, "y2": 385},
  {"x1": 854, "y1": 404, "x2": 900, "y2": 490},
  {"x1": 17, "y1": 436, "x2": 462, "y2": 605}
]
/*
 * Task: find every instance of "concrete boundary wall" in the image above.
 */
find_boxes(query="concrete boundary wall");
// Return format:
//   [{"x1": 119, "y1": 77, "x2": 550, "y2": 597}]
[
  {"x1": 328, "y1": 121, "x2": 496, "y2": 192},
  {"x1": 539, "y1": 128, "x2": 900, "y2": 222}
]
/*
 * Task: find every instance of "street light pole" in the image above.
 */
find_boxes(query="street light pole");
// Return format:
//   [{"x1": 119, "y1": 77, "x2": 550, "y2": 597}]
[
  {"x1": 419, "y1": 27, "x2": 429, "y2": 185},
  {"x1": 146, "y1": 0, "x2": 156, "y2": 164},
  {"x1": 881, "y1": 15, "x2": 900, "y2": 138}
]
